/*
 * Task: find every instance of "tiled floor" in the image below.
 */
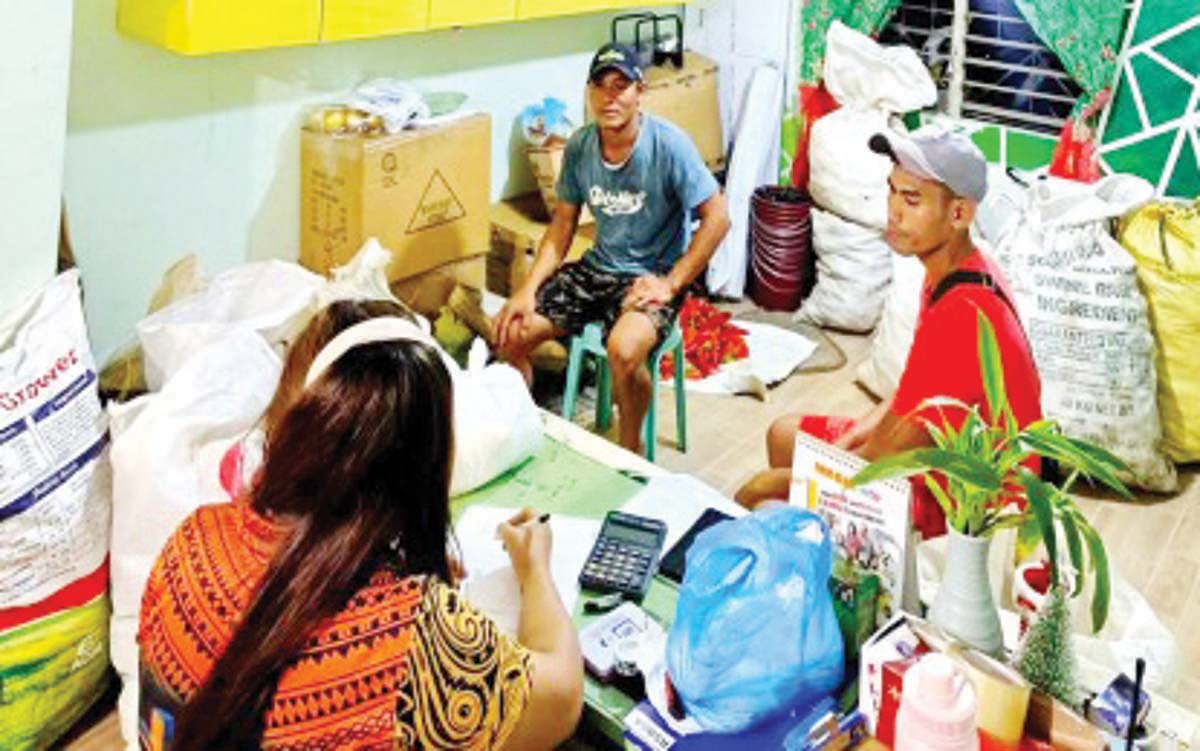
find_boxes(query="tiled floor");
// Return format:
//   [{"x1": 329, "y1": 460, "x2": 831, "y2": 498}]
[{"x1": 64, "y1": 330, "x2": 1199, "y2": 750}]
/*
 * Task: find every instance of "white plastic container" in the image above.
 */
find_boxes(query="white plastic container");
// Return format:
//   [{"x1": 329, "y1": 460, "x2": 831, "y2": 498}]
[{"x1": 895, "y1": 654, "x2": 980, "y2": 751}]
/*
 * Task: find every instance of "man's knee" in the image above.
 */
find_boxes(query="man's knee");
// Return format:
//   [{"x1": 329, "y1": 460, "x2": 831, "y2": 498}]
[
  {"x1": 497, "y1": 315, "x2": 556, "y2": 361},
  {"x1": 606, "y1": 330, "x2": 652, "y2": 376},
  {"x1": 767, "y1": 414, "x2": 800, "y2": 466},
  {"x1": 768, "y1": 414, "x2": 799, "y2": 446},
  {"x1": 496, "y1": 335, "x2": 529, "y2": 363}
]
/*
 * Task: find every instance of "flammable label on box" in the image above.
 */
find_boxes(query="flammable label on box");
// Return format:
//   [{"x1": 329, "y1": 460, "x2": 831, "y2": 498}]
[{"x1": 407, "y1": 169, "x2": 468, "y2": 234}]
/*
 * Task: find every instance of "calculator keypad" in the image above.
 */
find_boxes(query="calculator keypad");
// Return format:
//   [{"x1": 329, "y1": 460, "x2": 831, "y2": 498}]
[{"x1": 581, "y1": 541, "x2": 656, "y2": 595}]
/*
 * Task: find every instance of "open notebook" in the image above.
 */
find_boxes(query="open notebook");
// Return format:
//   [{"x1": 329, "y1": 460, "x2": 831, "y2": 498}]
[{"x1": 454, "y1": 506, "x2": 600, "y2": 636}]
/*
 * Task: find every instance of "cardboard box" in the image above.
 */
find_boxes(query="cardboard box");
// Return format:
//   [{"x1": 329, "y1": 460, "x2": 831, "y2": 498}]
[
  {"x1": 859, "y1": 614, "x2": 925, "y2": 735},
  {"x1": 1025, "y1": 691, "x2": 1106, "y2": 751},
  {"x1": 488, "y1": 193, "x2": 594, "y2": 296},
  {"x1": 301, "y1": 113, "x2": 491, "y2": 282},
  {"x1": 877, "y1": 656, "x2": 921, "y2": 748},
  {"x1": 525, "y1": 143, "x2": 564, "y2": 220},
  {"x1": 525, "y1": 142, "x2": 594, "y2": 224},
  {"x1": 641, "y1": 51, "x2": 724, "y2": 171},
  {"x1": 390, "y1": 253, "x2": 486, "y2": 319}
]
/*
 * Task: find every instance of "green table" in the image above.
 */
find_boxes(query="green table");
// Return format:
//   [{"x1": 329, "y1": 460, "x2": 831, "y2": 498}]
[{"x1": 451, "y1": 436, "x2": 680, "y2": 747}]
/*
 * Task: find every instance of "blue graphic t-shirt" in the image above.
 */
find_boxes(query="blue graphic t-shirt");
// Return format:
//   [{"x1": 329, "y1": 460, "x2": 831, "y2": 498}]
[{"x1": 556, "y1": 114, "x2": 719, "y2": 277}]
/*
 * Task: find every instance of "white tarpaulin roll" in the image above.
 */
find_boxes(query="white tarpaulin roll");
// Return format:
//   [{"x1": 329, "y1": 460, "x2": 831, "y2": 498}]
[{"x1": 708, "y1": 64, "x2": 784, "y2": 298}]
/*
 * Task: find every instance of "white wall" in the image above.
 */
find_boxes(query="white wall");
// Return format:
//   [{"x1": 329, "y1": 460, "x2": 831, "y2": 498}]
[
  {"x1": 0, "y1": 0, "x2": 72, "y2": 310},
  {"x1": 65, "y1": 1, "x2": 680, "y2": 361},
  {"x1": 685, "y1": 0, "x2": 791, "y2": 160}
]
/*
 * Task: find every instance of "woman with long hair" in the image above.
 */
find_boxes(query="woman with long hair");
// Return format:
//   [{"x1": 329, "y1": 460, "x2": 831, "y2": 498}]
[
  {"x1": 138, "y1": 300, "x2": 583, "y2": 750},
  {"x1": 219, "y1": 299, "x2": 419, "y2": 499}
]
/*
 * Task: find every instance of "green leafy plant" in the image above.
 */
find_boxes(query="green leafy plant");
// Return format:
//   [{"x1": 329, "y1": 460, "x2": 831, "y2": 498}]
[{"x1": 850, "y1": 310, "x2": 1132, "y2": 632}]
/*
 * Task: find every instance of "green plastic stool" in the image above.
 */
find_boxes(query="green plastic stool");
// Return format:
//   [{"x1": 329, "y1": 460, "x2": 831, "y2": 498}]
[{"x1": 561, "y1": 321, "x2": 686, "y2": 462}]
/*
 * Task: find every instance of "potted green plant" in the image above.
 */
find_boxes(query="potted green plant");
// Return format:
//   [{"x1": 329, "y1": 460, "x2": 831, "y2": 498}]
[{"x1": 850, "y1": 310, "x2": 1131, "y2": 655}]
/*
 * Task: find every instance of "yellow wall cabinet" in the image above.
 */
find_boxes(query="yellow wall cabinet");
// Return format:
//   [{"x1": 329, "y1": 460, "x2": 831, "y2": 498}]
[
  {"x1": 516, "y1": 0, "x2": 679, "y2": 20},
  {"x1": 322, "y1": 0, "x2": 428, "y2": 42},
  {"x1": 118, "y1": 0, "x2": 685, "y2": 55},
  {"x1": 117, "y1": 0, "x2": 321, "y2": 55},
  {"x1": 429, "y1": 0, "x2": 517, "y2": 29}
]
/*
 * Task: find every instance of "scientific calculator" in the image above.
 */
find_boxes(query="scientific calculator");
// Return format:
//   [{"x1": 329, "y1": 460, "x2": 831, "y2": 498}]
[{"x1": 579, "y1": 511, "x2": 667, "y2": 600}]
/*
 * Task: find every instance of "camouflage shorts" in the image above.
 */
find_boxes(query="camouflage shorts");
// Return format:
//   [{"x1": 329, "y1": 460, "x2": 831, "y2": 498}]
[{"x1": 535, "y1": 260, "x2": 682, "y2": 344}]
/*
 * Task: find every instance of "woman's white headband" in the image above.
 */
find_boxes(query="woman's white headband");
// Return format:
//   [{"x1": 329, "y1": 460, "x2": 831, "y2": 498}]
[{"x1": 303, "y1": 317, "x2": 438, "y2": 388}]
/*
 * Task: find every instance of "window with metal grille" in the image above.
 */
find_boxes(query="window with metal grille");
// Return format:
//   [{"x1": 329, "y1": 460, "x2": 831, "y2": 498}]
[{"x1": 878, "y1": 0, "x2": 1082, "y2": 134}]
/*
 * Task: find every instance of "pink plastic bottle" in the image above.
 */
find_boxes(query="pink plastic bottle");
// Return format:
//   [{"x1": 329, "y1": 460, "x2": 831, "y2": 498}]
[{"x1": 895, "y1": 654, "x2": 980, "y2": 751}]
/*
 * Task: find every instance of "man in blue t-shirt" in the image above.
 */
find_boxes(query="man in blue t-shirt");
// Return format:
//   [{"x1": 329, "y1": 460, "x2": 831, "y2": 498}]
[{"x1": 495, "y1": 42, "x2": 730, "y2": 454}]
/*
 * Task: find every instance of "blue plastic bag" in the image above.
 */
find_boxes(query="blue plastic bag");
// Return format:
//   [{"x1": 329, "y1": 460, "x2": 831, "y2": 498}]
[
  {"x1": 666, "y1": 505, "x2": 845, "y2": 733},
  {"x1": 518, "y1": 97, "x2": 574, "y2": 146}
]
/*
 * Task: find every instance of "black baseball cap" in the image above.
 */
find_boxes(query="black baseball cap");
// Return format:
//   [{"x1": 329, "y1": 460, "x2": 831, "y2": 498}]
[{"x1": 588, "y1": 42, "x2": 644, "y2": 84}]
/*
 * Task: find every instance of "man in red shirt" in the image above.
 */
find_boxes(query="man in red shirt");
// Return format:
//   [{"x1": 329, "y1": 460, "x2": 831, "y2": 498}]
[{"x1": 735, "y1": 127, "x2": 1042, "y2": 537}]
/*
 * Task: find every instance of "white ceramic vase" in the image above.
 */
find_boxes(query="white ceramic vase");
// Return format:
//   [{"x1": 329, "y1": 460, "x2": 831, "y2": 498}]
[{"x1": 930, "y1": 527, "x2": 1004, "y2": 656}]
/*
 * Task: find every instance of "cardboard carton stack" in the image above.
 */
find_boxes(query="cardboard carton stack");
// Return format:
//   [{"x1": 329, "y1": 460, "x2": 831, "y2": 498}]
[
  {"x1": 488, "y1": 194, "x2": 594, "y2": 297},
  {"x1": 641, "y1": 51, "x2": 724, "y2": 172},
  {"x1": 300, "y1": 113, "x2": 491, "y2": 312}
]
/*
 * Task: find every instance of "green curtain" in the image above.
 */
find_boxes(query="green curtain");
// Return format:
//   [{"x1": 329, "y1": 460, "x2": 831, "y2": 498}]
[
  {"x1": 1010, "y1": 0, "x2": 1126, "y2": 101},
  {"x1": 1099, "y1": 0, "x2": 1199, "y2": 197},
  {"x1": 795, "y1": 0, "x2": 902, "y2": 85}
]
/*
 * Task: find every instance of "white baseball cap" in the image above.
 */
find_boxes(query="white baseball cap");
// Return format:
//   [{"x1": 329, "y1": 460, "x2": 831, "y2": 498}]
[{"x1": 869, "y1": 125, "x2": 989, "y2": 203}]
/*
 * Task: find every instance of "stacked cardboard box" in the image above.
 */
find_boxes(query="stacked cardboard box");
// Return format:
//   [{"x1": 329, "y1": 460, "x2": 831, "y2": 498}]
[
  {"x1": 300, "y1": 113, "x2": 492, "y2": 307},
  {"x1": 641, "y1": 51, "x2": 724, "y2": 171},
  {"x1": 488, "y1": 193, "x2": 594, "y2": 297},
  {"x1": 526, "y1": 142, "x2": 595, "y2": 224}
]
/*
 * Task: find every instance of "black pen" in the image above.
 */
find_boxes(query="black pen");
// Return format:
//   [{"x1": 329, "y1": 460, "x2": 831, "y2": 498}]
[
  {"x1": 583, "y1": 591, "x2": 626, "y2": 613},
  {"x1": 497, "y1": 513, "x2": 551, "y2": 544}
]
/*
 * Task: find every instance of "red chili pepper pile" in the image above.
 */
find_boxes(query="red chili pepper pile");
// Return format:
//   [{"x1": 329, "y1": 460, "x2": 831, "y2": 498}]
[{"x1": 660, "y1": 296, "x2": 750, "y2": 380}]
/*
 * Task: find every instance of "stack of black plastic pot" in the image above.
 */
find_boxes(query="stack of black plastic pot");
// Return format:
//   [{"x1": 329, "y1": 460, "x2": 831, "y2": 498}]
[{"x1": 747, "y1": 186, "x2": 816, "y2": 311}]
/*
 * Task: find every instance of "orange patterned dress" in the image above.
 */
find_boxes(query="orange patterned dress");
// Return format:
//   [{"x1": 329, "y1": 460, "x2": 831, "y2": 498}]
[{"x1": 138, "y1": 501, "x2": 531, "y2": 750}]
